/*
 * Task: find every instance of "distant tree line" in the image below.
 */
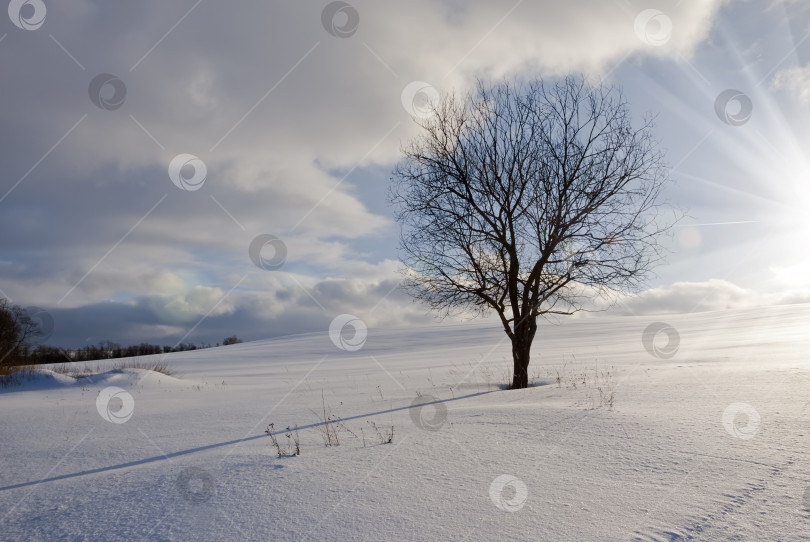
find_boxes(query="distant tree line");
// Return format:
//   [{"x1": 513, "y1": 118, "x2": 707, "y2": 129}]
[
  {"x1": 1, "y1": 299, "x2": 243, "y2": 367},
  {"x1": 28, "y1": 341, "x2": 218, "y2": 365}
]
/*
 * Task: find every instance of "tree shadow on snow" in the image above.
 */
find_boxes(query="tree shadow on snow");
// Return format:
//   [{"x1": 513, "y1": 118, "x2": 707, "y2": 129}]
[{"x1": 0, "y1": 390, "x2": 493, "y2": 492}]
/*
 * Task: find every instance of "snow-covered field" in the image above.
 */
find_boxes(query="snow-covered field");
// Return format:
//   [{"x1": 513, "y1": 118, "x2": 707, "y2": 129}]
[{"x1": 2, "y1": 304, "x2": 810, "y2": 541}]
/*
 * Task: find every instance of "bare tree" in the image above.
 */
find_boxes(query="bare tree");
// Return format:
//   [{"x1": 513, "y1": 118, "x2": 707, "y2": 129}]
[
  {"x1": 0, "y1": 299, "x2": 41, "y2": 366},
  {"x1": 391, "y1": 76, "x2": 674, "y2": 389}
]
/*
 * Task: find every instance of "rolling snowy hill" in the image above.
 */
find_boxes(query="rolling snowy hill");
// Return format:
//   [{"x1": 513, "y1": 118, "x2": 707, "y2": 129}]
[{"x1": 2, "y1": 304, "x2": 810, "y2": 540}]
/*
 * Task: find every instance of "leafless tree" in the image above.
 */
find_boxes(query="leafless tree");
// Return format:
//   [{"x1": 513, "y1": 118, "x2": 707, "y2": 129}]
[
  {"x1": 391, "y1": 76, "x2": 674, "y2": 389},
  {"x1": 0, "y1": 299, "x2": 41, "y2": 366}
]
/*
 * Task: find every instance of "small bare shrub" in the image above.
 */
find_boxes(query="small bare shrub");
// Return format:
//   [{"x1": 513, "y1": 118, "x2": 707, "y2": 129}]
[
  {"x1": 545, "y1": 361, "x2": 617, "y2": 410},
  {"x1": 311, "y1": 393, "x2": 355, "y2": 447},
  {"x1": 549, "y1": 361, "x2": 570, "y2": 388},
  {"x1": 597, "y1": 386, "x2": 615, "y2": 410},
  {"x1": 366, "y1": 420, "x2": 394, "y2": 444},
  {"x1": 592, "y1": 367, "x2": 616, "y2": 410},
  {"x1": 265, "y1": 423, "x2": 300, "y2": 457}
]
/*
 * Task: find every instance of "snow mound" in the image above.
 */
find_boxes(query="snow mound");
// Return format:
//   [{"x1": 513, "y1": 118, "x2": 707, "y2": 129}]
[
  {"x1": 0, "y1": 369, "x2": 77, "y2": 391},
  {"x1": 1, "y1": 367, "x2": 184, "y2": 393},
  {"x1": 86, "y1": 368, "x2": 184, "y2": 389}
]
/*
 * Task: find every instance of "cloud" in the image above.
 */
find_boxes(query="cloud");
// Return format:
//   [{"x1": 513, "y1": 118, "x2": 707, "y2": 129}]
[
  {"x1": 41, "y1": 266, "x2": 435, "y2": 348},
  {"x1": 147, "y1": 286, "x2": 236, "y2": 326},
  {"x1": 37, "y1": 276, "x2": 810, "y2": 349},
  {"x1": 2, "y1": 0, "x2": 731, "y2": 186},
  {"x1": 772, "y1": 65, "x2": 810, "y2": 102},
  {"x1": 611, "y1": 279, "x2": 810, "y2": 316},
  {"x1": 1, "y1": 0, "x2": 731, "y2": 342}
]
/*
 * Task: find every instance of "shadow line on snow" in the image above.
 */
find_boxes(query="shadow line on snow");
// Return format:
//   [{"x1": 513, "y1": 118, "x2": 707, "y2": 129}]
[{"x1": 0, "y1": 390, "x2": 493, "y2": 492}]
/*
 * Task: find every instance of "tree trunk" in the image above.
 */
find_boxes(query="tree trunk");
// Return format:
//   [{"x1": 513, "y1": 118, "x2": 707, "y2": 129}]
[
  {"x1": 511, "y1": 336, "x2": 531, "y2": 389},
  {"x1": 511, "y1": 317, "x2": 537, "y2": 389}
]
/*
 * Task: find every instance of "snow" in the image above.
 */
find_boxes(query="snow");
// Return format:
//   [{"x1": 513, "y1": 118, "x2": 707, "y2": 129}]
[{"x1": 2, "y1": 304, "x2": 810, "y2": 540}]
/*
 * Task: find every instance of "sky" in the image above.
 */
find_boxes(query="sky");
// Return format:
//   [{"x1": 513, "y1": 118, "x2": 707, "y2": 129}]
[{"x1": 2, "y1": 0, "x2": 810, "y2": 348}]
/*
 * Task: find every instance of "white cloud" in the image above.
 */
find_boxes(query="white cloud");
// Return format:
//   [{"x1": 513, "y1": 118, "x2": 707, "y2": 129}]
[
  {"x1": 772, "y1": 65, "x2": 810, "y2": 102},
  {"x1": 612, "y1": 279, "x2": 810, "y2": 315},
  {"x1": 147, "y1": 286, "x2": 236, "y2": 325}
]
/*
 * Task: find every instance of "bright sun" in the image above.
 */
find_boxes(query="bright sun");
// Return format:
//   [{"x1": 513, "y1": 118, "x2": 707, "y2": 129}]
[{"x1": 769, "y1": 169, "x2": 810, "y2": 286}]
